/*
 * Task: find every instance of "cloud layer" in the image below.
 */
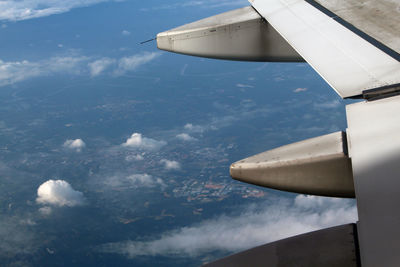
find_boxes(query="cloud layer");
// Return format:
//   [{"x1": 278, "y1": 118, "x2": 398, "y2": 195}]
[
  {"x1": 100, "y1": 195, "x2": 357, "y2": 258},
  {"x1": 36, "y1": 180, "x2": 85, "y2": 207}
]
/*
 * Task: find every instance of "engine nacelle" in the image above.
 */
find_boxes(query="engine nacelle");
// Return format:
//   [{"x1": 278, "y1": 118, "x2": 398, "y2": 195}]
[{"x1": 157, "y1": 6, "x2": 303, "y2": 62}]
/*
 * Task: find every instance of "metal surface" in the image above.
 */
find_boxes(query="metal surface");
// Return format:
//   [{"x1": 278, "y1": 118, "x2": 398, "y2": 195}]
[
  {"x1": 157, "y1": 6, "x2": 303, "y2": 62},
  {"x1": 312, "y1": 0, "x2": 400, "y2": 57},
  {"x1": 346, "y1": 95, "x2": 400, "y2": 267},
  {"x1": 249, "y1": 0, "x2": 400, "y2": 98},
  {"x1": 203, "y1": 224, "x2": 359, "y2": 267},
  {"x1": 230, "y1": 131, "x2": 354, "y2": 197}
]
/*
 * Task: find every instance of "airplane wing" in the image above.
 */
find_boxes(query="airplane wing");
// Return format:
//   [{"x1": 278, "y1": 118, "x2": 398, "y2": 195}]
[
  {"x1": 249, "y1": 0, "x2": 400, "y2": 98},
  {"x1": 157, "y1": 0, "x2": 400, "y2": 266}
]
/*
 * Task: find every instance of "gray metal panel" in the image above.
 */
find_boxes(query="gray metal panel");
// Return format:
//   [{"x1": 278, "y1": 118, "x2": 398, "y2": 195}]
[
  {"x1": 346, "y1": 95, "x2": 400, "y2": 267},
  {"x1": 230, "y1": 131, "x2": 355, "y2": 197},
  {"x1": 312, "y1": 0, "x2": 400, "y2": 56},
  {"x1": 203, "y1": 224, "x2": 358, "y2": 267},
  {"x1": 157, "y1": 6, "x2": 303, "y2": 62}
]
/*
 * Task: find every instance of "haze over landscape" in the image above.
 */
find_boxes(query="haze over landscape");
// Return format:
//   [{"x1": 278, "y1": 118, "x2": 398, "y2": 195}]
[{"x1": 0, "y1": 0, "x2": 357, "y2": 266}]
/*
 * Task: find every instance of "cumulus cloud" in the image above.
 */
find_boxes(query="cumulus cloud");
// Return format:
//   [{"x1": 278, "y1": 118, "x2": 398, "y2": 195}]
[
  {"x1": 176, "y1": 133, "x2": 197, "y2": 142},
  {"x1": 122, "y1": 30, "x2": 131, "y2": 36},
  {"x1": 63, "y1": 139, "x2": 86, "y2": 152},
  {"x1": 0, "y1": 0, "x2": 114, "y2": 21},
  {"x1": 88, "y1": 57, "x2": 115, "y2": 77},
  {"x1": 160, "y1": 159, "x2": 181, "y2": 170},
  {"x1": 36, "y1": 180, "x2": 85, "y2": 207},
  {"x1": 293, "y1": 87, "x2": 308, "y2": 93},
  {"x1": 99, "y1": 195, "x2": 357, "y2": 258},
  {"x1": 114, "y1": 52, "x2": 161, "y2": 76},
  {"x1": 122, "y1": 133, "x2": 166, "y2": 150}
]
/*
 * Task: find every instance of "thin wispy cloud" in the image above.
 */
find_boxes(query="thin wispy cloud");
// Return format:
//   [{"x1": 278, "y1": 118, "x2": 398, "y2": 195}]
[
  {"x1": 114, "y1": 52, "x2": 161, "y2": 76},
  {"x1": 176, "y1": 133, "x2": 197, "y2": 142},
  {"x1": 125, "y1": 154, "x2": 144, "y2": 161},
  {"x1": 293, "y1": 87, "x2": 308, "y2": 93},
  {"x1": 122, "y1": 30, "x2": 131, "y2": 36},
  {"x1": 0, "y1": 216, "x2": 38, "y2": 259},
  {"x1": 0, "y1": 0, "x2": 116, "y2": 21},
  {"x1": 0, "y1": 52, "x2": 161, "y2": 87},
  {"x1": 314, "y1": 99, "x2": 341, "y2": 109},
  {"x1": 104, "y1": 173, "x2": 166, "y2": 189},
  {"x1": 184, "y1": 123, "x2": 205, "y2": 133},
  {"x1": 236, "y1": 83, "x2": 254, "y2": 88},
  {"x1": 127, "y1": 174, "x2": 166, "y2": 189},
  {"x1": 140, "y1": 0, "x2": 248, "y2": 11},
  {"x1": 0, "y1": 56, "x2": 87, "y2": 87},
  {"x1": 99, "y1": 195, "x2": 357, "y2": 258},
  {"x1": 88, "y1": 58, "x2": 116, "y2": 77}
]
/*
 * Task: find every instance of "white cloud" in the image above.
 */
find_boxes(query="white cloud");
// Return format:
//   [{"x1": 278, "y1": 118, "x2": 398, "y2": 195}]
[
  {"x1": 36, "y1": 180, "x2": 85, "y2": 207},
  {"x1": 0, "y1": 0, "x2": 116, "y2": 21},
  {"x1": 293, "y1": 87, "x2": 308, "y2": 93},
  {"x1": 314, "y1": 99, "x2": 341, "y2": 109},
  {"x1": 99, "y1": 195, "x2": 357, "y2": 258},
  {"x1": 88, "y1": 58, "x2": 115, "y2": 77},
  {"x1": 184, "y1": 123, "x2": 205, "y2": 133},
  {"x1": 125, "y1": 154, "x2": 144, "y2": 161},
  {"x1": 176, "y1": 133, "x2": 197, "y2": 142},
  {"x1": 122, "y1": 133, "x2": 166, "y2": 150},
  {"x1": 0, "y1": 52, "x2": 159, "y2": 87},
  {"x1": 160, "y1": 159, "x2": 181, "y2": 170},
  {"x1": 127, "y1": 174, "x2": 166, "y2": 189},
  {"x1": 104, "y1": 173, "x2": 166, "y2": 189},
  {"x1": 63, "y1": 139, "x2": 86, "y2": 152},
  {"x1": 122, "y1": 30, "x2": 131, "y2": 36},
  {"x1": 114, "y1": 52, "x2": 161, "y2": 76},
  {"x1": 0, "y1": 56, "x2": 87, "y2": 87},
  {"x1": 236, "y1": 83, "x2": 254, "y2": 88}
]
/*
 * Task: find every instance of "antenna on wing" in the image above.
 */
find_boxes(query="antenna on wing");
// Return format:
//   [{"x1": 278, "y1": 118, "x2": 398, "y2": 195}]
[{"x1": 140, "y1": 37, "x2": 157, "y2": 45}]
